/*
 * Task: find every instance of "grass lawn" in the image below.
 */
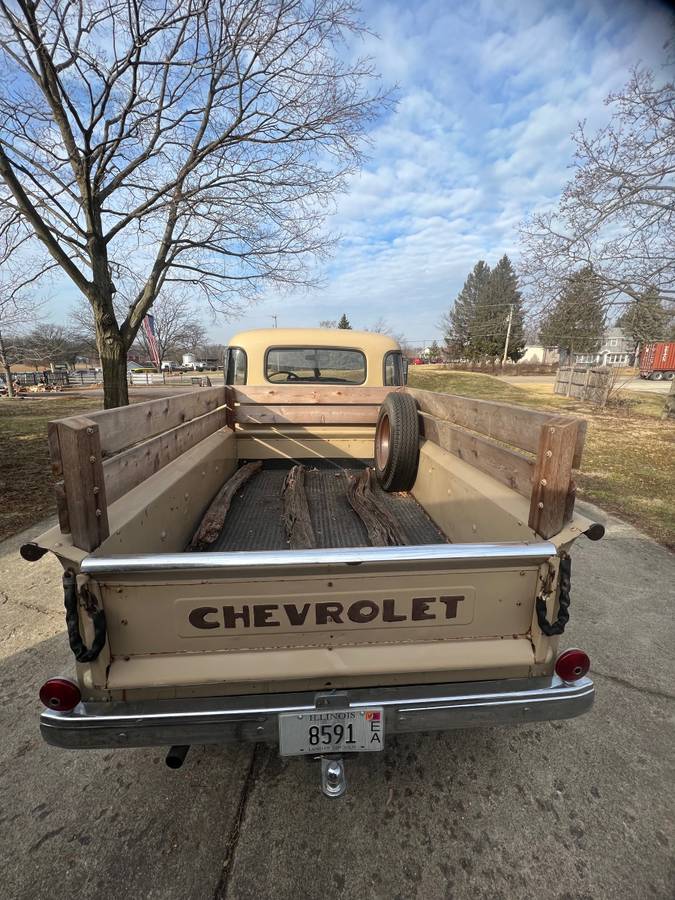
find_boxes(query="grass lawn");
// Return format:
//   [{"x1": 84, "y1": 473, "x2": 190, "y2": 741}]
[
  {"x1": 0, "y1": 396, "x2": 102, "y2": 539},
  {"x1": 409, "y1": 369, "x2": 674, "y2": 549}
]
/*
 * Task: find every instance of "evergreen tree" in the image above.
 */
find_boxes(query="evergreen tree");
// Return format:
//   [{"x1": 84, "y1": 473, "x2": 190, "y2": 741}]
[
  {"x1": 617, "y1": 287, "x2": 671, "y2": 351},
  {"x1": 442, "y1": 256, "x2": 525, "y2": 361},
  {"x1": 538, "y1": 267, "x2": 606, "y2": 363},
  {"x1": 482, "y1": 255, "x2": 525, "y2": 361},
  {"x1": 442, "y1": 260, "x2": 491, "y2": 360},
  {"x1": 338, "y1": 313, "x2": 352, "y2": 329}
]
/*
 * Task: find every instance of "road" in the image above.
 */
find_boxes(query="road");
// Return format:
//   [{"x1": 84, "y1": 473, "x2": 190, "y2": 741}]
[
  {"x1": 1, "y1": 503, "x2": 673, "y2": 900},
  {"x1": 498, "y1": 374, "x2": 672, "y2": 394}
]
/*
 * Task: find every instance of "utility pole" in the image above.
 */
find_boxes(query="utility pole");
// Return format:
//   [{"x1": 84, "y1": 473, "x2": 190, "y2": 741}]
[
  {"x1": 269, "y1": 314, "x2": 278, "y2": 328},
  {"x1": 502, "y1": 305, "x2": 514, "y2": 365}
]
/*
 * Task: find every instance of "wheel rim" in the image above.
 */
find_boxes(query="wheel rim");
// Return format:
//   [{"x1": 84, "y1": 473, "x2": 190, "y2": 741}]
[{"x1": 375, "y1": 413, "x2": 391, "y2": 470}]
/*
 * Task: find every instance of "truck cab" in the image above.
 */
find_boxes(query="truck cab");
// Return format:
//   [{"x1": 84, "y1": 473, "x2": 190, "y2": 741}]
[{"x1": 224, "y1": 328, "x2": 406, "y2": 387}]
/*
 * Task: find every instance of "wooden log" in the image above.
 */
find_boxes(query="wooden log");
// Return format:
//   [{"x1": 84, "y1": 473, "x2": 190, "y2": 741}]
[
  {"x1": 281, "y1": 464, "x2": 317, "y2": 549},
  {"x1": 103, "y1": 406, "x2": 228, "y2": 504},
  {"x1": 408, "y1": 387, "x2": 586, "y2": 468},
  {"x1": 235, "y1": 404, "x2": 379, "y2": 426},
  {"x1": 528, "y1": 418, "x2": 579, "y2": 538},
  {"x1": 54, "y1": 416, "x2": 109, "y2": 551},
  {"x1": 55, "y1": 387, "x2": 226, "y2": 456},
  {"x1": 420, "y1": 414, "x2": 535, "y2": 498},
  {"x1": 188, "y1": 461, "x2": 263, "y2": 551},
  {"x1": 232, "y1": 386, "x2": 400, "y2": 405},
  {"x1": 346, "y1": 468, "x2": 409, "y2": 547}
]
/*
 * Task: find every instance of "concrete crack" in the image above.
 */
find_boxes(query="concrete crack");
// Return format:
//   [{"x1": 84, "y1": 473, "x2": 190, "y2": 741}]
[
  {"x1": 0, "y1": 591, "x2": 61, "y2": 620},
  {"x1": 213, "y1": 743, "x2": 267, "y2": 899},
  {"x1": 592, "y1": 668, "x2": 675, "y2": 702}
]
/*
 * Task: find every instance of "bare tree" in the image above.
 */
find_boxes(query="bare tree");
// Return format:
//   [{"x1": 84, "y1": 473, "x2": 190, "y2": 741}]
[
  {"x1": 0, "y1": 1, "x2": 386, "y2": 407},
  {"x1": 520, "y1": 68, "x2": 675, "y2": 312},
  {"x1": 0, "y1": 214, "x2": 46, "y2": 396}
]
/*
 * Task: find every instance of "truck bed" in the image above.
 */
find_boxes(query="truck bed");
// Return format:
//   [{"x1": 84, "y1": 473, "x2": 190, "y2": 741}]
[{"x1": 209, "y1": 460, "x2": 447, "y2": 551}]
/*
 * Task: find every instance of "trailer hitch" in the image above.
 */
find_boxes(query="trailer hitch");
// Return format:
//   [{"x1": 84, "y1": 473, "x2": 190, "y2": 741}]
[
  {"x1": 63, "y1": 569, "x2": 107, "y2": 662},
  {"x1": 320, "y1": 756, "x2": 347, "y2": 798}
]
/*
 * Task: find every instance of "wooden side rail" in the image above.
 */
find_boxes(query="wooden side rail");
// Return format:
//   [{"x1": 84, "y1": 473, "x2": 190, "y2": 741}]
[
  {"x1": 49, "y1": 388, "x2": 228, "y2": 550},
  {"x1": 407, "y1": 387, "x2": 585, "y2": 469},
  {"x1": 73, "y1": 386, "x2": 226, "y2": 456},
  {"x1": 411, "y1": 389, "x2": 585, "y2": 539}
]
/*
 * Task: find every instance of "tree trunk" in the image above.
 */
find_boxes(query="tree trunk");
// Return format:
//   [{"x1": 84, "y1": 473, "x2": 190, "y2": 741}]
[
  {"x1": 0, "y1": 329, "x2": 15, "y2": 399},
  {"x1": 96, "y1": 317, "x2": 129, "y2": 408},
  {"x1": 663, "y1": 378, "x2": 675, "y2": 421}
]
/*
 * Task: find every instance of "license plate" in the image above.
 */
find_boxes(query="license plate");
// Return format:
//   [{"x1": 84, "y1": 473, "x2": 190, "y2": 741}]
[{"x1": 278, "y1": 706, "x2": 385, "y2": 756}]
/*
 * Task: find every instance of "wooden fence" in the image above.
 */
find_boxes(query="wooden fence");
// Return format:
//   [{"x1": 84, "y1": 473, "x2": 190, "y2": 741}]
[{"x1": 554, "y1": 366, "x2": 612, "y2": 405}]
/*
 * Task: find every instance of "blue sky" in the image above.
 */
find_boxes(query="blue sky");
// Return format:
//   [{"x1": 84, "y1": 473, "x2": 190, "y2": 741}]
[{"x1": 46, "y1": 0, "x2": 674, "y2": 345}]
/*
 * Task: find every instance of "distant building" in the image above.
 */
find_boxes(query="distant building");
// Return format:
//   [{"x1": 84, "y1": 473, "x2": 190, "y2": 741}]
[
  {"x1": 574, "y1": 327, "x2": 634, "y2": 367},
  {"x1": 518, "y1": 344, "x2": 559, "y2": 364}
]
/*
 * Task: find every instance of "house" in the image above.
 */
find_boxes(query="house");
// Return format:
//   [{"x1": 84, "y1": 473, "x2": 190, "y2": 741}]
[
  {"x1": 519, "y1": 344, "x2": 559, "y2": 364},
  {"x1": 574, "y1": 327, "x2": 635, "y2": 367}
]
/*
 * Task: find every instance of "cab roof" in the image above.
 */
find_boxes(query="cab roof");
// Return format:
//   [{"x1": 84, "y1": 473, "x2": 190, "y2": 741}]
[{"x1": 227, "y1": 327, "x2": 401, "y2": 354}]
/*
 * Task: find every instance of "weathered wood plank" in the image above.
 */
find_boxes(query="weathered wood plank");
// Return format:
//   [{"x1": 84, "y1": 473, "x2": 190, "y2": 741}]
[
  {"x1": 420, "y1": 414, "x2": 535, "y2": 499},
  {"x1": 54, "y1": 387, "x2": 226, "y2": 456},
  {"x1": 53, "y1": 481, "x2": 70, "y2": 533},
  {"x1": 103, "y1": 406, "x2": 228, "y2": 504},
  {"x1": 232, "y1": 386, "x2": 399, "y2": 405},
  {"x1": 224, "y1": 385, "x2": 236, "y2": 430},
  {"x1": 408, "y1": 387, "x2": 586, "y2": 469},
  {"x1": 188, "y1": 461, "x2": 263, "y2": 551},
  {"x1": 281, "y1": 464, "x2": 317, "y2": 549},
  {"x1": 56, "y1": 416, "x2": 109, "y2": 551},
  {"x1": 528, "y1": 418, "x2": 579, "y2": 538},
  {"x1": 346, "y1": 468, "x2": 409, "y2": 546},
  {"x1": 235, "y1": 404, "x2": 379, "y2": 426}
]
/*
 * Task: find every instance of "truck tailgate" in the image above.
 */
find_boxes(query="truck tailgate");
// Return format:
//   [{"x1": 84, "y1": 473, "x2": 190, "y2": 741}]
[{"x1": 82, "y1": 542, "x2": 556, "y2": 690}]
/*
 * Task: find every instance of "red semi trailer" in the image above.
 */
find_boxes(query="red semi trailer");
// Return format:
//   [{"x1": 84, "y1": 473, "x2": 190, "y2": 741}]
[{"x1": 639, "y1": 342, "x2": 675, "y2": 380}]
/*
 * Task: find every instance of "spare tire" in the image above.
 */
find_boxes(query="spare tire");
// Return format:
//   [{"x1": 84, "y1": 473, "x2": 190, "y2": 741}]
[{"x1": 374, "y1": 392, "x2": 420, "y2": 492}]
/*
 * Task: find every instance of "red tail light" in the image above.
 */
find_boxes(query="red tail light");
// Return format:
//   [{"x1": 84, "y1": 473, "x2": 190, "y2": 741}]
[
  {"x1": 39, "y1": 678, "x2": 81, "y2": 712},
  {"x1": 555, "y1": 649, "x2": 590, "y2": 683}
]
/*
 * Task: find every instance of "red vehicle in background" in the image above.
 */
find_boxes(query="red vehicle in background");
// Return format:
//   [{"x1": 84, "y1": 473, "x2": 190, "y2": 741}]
[{"x1": 639, "y1": 342, "x2": 675, "y2": 380}]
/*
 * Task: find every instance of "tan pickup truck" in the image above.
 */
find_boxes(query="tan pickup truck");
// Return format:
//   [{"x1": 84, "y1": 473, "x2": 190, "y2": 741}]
[{"x1": 26, "y1": 328, "x2": 601, "y2": 796}]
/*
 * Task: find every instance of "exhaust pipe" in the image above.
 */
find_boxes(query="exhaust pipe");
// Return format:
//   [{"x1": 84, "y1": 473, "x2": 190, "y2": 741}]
[{"x1": 165, "y1": 745, "x2": 190, "y2": 769}]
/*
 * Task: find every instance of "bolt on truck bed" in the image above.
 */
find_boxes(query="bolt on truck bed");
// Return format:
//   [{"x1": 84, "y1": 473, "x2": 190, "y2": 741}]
[{"x1": 29, "y1": 366, "x2": 600, "y2": 791}]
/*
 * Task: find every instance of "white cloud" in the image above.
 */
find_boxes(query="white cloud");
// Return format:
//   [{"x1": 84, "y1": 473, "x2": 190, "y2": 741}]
[{"x1": 44, "y1": 0, "x2": 675, "y2": 343}]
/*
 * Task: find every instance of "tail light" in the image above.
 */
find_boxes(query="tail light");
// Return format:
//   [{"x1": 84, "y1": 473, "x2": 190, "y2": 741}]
[
  {"x1": 555, "y1": 649, "x2": 590, "y2": 683},
  {"x1": 39, "y1": 677, "x2": 81, "y2": 712}
]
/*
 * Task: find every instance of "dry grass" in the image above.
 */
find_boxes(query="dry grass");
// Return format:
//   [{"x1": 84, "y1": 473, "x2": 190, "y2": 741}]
[
  {"x1": 0, "y1": 396, "x2": 102, "y2": 539},
  {"x1": 408, "y1": 369, "x2": 675, "y2": 549}
]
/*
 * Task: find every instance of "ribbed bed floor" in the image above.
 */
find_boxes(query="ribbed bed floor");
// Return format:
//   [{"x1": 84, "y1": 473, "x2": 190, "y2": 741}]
[{"x1": 209, "y1": 460, "x2": 447, "y2": 551}]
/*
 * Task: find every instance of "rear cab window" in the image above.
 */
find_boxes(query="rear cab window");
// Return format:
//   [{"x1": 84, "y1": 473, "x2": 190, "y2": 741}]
[{"x1": 265, "y1": 347, "x2": 367, "y2": 384}]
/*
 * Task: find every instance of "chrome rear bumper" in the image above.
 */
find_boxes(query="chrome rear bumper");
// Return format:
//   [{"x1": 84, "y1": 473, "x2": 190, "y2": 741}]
[{"x1": 41, "y1": 676, "x2": 594, "y2": 750}]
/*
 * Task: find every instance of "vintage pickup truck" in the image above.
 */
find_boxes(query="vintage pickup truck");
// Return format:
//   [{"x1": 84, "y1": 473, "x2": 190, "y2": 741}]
[{"x1": 25, "y1": 328, "x2": 601, "y2": 796}]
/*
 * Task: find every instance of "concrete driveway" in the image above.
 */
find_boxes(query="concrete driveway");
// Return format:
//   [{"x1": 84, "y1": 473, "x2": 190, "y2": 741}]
[{"x1": 1, "y1": 505, "x2": 673, "y2": 900}]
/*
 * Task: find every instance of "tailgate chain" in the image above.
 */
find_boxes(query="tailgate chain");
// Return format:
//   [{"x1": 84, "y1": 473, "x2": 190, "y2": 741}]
[
  {"x1": 535, "y1": 553, "x2": 571, "y2": 636},
  {"x1": 63, "y1": 569, "x2": 107, "y2": 662}
]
